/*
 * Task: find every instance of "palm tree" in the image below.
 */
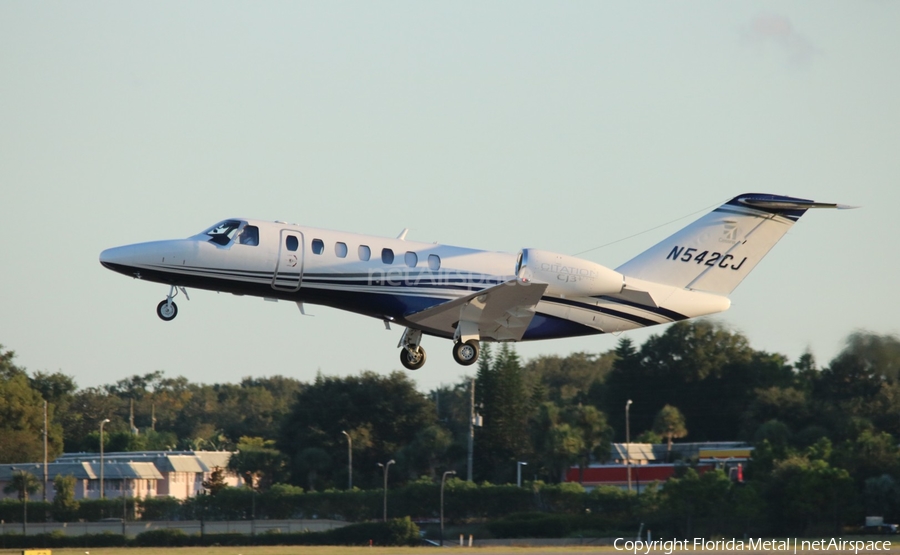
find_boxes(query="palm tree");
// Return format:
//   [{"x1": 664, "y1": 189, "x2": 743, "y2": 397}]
[{"x1": 3, "y1": 470, "x2": 41, "y2": 534}]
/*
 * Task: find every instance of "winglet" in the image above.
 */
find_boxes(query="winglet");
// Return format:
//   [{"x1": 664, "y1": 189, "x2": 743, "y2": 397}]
[{"x1": 397, "y1": 228, "x2": 410, "y2": 240}]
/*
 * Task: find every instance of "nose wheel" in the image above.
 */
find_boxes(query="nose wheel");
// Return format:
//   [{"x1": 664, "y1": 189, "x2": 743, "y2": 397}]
[
  {"x1": 452, "y1": 340, "x2": 480, "y2": 366},
  {"x1": 156, "y1": 285, "x2": 188, "y2": 322},
  {"x1": 157, "y1": 300, "x2": 178, "y2": 321}
]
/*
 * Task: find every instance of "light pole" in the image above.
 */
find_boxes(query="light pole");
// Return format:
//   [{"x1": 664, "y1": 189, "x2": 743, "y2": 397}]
[
  {"x1": 440, "y1": 470, "x2": 456, "y2": 547},
  {"x1": 376, "y1": 459, "x2": 395, "y2": 522},
  {"x1": 517, "y1": 461, "x2": 528, "y2": 488},
  {"x1": 341, "y1": 431, "x2": 352, "y2": 490},
  {"x1": 625, "y1": 400, "x2": 632, "y2": 493},
  {"x1": 100, "y1": 418, "x2": 110, "y2": 500}
]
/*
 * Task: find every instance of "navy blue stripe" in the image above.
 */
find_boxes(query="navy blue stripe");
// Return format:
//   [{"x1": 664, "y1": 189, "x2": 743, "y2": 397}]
[
  {"x1": 724, "y1": 193, "x2": 810, "y2": 220},
  {"x1": 597, "y1": 296, "x2": 688, "y2": 322},
  {"x1": 542, "y1": 297, "x2": 661, "y2": 328}
]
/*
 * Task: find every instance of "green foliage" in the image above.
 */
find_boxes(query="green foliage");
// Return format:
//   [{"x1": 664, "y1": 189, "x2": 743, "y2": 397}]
[
  {"x1": 0, "y1": 347, "x2": 65, "y2": 462},
  {"x1": 51, "y1": 474, "x2": 79, "y2": 522},
  {"x1": 228, "y1": 436, "x2": 289, "y2": 490},
  {"x1": 133, "y1": 528, "x2": 188, "y2": 546},
  {"x1": 3, "y1": 470, "x2": 41, "y2": 501},
  {"x1": 277, "y1": 370, "x2": 435, "y2": 490},
  {"x1": 476, "y1": 344, "x2": 532, "y2": 483},
  {"x1": 652, "y1": 404, "x2": 688, "y2": 456}
]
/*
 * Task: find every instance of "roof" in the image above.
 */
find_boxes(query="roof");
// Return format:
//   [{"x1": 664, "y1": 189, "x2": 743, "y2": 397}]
[
  {"x1": 0, "y1": 461, "x2": 162, "y2": 481},
  {"x1": 55, "y1": 450, "x2": 233, "y2": 475},
  {"x1": 608, "y1": 442, "x2": 752, "y2": 463}
]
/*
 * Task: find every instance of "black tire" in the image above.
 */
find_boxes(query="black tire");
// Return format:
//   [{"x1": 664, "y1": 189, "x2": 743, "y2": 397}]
[
  {"x1": 400, "y1": 347, "x2": 427, "y2": 370},
  {"x1": 156, "y1": 300, "x2": 178, "y2": 321},
  {"x1": 452, "y1": 340, "x2": 480, "y2": 366}
]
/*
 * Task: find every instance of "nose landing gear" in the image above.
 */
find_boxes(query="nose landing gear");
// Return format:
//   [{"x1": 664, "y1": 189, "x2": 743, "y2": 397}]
[{"x1": 156, "y1": 285, "x2": 189, "y2": 322}]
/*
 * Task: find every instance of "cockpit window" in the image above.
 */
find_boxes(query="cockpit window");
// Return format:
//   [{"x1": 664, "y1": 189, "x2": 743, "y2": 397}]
[
  {"x1": 205, "y1": 220, "x2": 242, "y2": 246},
  {"x1": 238, "y1": 225, "x2": 259, "y2": 246}
]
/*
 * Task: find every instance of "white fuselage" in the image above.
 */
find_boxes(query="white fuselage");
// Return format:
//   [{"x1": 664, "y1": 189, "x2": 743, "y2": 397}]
[{"x1": 99, "y1": 218, "x2": 729, "y2": 342}]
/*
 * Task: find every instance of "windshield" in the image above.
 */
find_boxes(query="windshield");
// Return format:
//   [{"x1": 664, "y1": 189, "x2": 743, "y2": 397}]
[{"x1": 203, "y1": 220, "x2": 243, "y2": 246}]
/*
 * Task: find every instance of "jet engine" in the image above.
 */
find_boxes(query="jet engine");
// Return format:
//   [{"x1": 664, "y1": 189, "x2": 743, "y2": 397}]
[{"x1": 516, "y1": 248, "x2": 624, "y2": 297}]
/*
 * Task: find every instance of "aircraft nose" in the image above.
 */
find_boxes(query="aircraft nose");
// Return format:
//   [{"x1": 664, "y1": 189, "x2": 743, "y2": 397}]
[{"x1": 99, "y1": 245, "x2": 135, "y2": 272}]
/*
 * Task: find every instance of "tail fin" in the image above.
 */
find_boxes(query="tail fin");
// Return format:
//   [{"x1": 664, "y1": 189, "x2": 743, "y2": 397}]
[{"x1": 615, "y1": 193, "x2": 853, "y2": 295}]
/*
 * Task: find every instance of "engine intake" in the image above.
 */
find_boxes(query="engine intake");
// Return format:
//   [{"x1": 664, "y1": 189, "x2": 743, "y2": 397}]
[{"x1": 516, "y1": 248, "x2": 624, "y2": 297}]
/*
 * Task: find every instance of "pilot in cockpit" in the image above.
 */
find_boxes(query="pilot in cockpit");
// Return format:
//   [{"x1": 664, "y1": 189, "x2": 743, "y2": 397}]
[{"x1": 238, "y1": 225, "x2": 259, "y2": 246}]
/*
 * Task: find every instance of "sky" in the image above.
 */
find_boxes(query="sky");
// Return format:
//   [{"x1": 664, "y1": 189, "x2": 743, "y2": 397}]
[{"x1": 2, "y1": 2, "x2": 898, "y2": 394}]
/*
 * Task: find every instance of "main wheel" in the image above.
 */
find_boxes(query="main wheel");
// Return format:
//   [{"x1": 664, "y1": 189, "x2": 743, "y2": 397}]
[
  {"x1": 156, "y1": 300, "x2": 178, "y2": 321},
  {"x1": 452, "y1": 340, "x2": 480, "y2": 366},
  {"x1": 400, "y1": 347, "x2": 427, "y2": 370}
]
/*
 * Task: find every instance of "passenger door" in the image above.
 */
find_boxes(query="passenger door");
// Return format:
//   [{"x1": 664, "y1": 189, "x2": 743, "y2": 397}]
[{"x1": 272, "y1": 230, "x2": 304, "y2": 291}]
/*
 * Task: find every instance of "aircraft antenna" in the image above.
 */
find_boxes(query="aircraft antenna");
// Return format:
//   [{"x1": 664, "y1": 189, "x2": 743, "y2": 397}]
[{"x1": 571, "y1": 197, "x2": 726, "y2": 257}]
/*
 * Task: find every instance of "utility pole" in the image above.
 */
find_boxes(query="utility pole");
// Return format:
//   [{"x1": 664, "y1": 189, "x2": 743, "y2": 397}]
[
  {"x1": 467, "y1": 378, "x2": 475, "y2": 482},
  {"x1": 43, "y1": 400, "x2": 48, "y2": 502},
  {"x1": 626, "y1": 399, "x2": 633, "y2": 493},
  {"x1": 341, "y1": 431, "x2": 352, "y2": 490}
]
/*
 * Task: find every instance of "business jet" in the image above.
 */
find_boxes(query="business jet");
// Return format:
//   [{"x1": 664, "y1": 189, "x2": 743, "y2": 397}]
[{"x1": 99, "y1": 193, "x2": 850, "y2": 370}]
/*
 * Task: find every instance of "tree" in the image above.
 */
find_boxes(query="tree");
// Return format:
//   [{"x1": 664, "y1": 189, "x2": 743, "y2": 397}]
[
  {"x1": 767, "y1": 456, "x2": 854, "y2": 535},
  {"x1": 296, "y1": 447, "x2": 331, "y2": 492},
  {"x1": 3, "y1": 470, "x2": 41, "y2": 501},
  {"x1": 0, "y1": 349, "x2": 64, "y2": 462},
  {"x1": 3, "y1": 470, "x2": 41, "y2": 532},
  {"x1": 529, "y1": 402, "x2": 584, "y2": 482},
  {"x1": 277, "y1": 371, "x2": 435, "y2": 490},
  {"x1": 603, "y1": 322, "x2": 793, "y2": 442},
  {"x1": 51, "y1": 474, "x2": 79, "y2": 521},
  {"x1": 652, "y1": 404, "x2": 688, "y2": 457},
  {"x1": 201, "y1": 466, "x2": 229, "y2": 496},
  {"x1": 476, "y1": 343, "x2": 532, "y2": 483},
  {"x1": 568, "y1": 404, "x2": 612, "y2": 482},
  {"x1": 818, "y1": 332, "x2": 900, "y2": 402},
  {"x1": 227, "y1": 437, "x2": 288, "y2": 491}
]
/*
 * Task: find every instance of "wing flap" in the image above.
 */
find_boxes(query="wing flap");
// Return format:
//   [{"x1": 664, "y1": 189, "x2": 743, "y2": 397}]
[{"x1": 406, "y1": 279, "x2": 548, "y2": 341}]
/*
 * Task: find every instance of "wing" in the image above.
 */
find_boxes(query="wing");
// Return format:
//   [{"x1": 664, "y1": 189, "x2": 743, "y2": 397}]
[{"x1": 405, "y1": 279, "x2": 548, "y2": 341}]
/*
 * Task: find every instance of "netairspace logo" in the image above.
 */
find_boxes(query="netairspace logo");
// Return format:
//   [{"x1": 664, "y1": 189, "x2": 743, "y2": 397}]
[{"x1": 613, "y1": 538, "x2": 893, "y2": 555}]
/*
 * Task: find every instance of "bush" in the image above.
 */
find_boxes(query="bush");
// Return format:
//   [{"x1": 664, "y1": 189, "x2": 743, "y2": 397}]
[{"x1": 133, "y1": 528, "x2": 189, "y2": 547}]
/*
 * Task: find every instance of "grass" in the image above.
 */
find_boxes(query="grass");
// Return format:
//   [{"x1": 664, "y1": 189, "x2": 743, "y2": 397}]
[{"x1": 0, "y1": 547, "x2": 611, "y2": 555}]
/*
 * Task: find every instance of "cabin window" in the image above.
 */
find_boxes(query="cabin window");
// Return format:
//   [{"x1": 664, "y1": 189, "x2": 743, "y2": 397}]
[
  {"x1": 428, "y1": 254, "x2": 441, "y2": 271},
  {"x1": 335, "y1": 242, "x2": 348, "y2": 258},
  {"x1": 405, "y1": 252, "x2": 418, "y2": 267},
  {"x1": 238, "y1": 225, "x2": 259, "y2": 246},
  {"x1": 382, "y1": 248, "x2": 394, "y2": 264},
  {"x1": 358, "y1": 245, "x2": 371, "y2": 261},
  {"x1": 312, "y1": 239, "x2": 324, "y2": 255},
  {"x1": 286, "y1": 235, "x2": 299, "y2": 252}
]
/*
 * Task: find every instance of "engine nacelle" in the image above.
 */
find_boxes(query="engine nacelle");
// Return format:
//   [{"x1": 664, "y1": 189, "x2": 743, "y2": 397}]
[{"x1": 516, "y1": 248, "x2": 624, "y2": 297}]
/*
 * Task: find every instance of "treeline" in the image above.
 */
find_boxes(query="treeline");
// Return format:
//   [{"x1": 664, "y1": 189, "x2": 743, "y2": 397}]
[{"x1": 2, "y1": 322, "x2": 900, "y2": 535}]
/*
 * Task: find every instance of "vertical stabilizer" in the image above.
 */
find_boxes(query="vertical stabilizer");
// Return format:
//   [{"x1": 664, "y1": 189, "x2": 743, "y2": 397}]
[{"x1": 615, "y1": 193, "x2": 850, "y2": 295}]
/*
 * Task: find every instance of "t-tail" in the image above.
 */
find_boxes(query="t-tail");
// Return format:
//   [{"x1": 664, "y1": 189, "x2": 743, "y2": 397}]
[{"x1": 615, "y1": 193, "x2": 855, "y2": 296}]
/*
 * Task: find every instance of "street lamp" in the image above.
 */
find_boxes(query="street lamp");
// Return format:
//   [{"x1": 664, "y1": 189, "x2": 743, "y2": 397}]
[
  {"x1": 341, "y1": 431, "x2": 352, "y2": 490},
  {"x1": 440, "y1": 470, "x2": 456, "y2": 546},
  {"x1": 100, "y1": 418, "x2": 110, "y2": 500},
  {"x1": 517, "y1": 461, "x2": 528, "y2": 488},
  {"x1": 376, "y1": 459, "x2": 395, "y2": 522},
  {"x1": 625, "y1": 400, "x2": 632, "y2": 493}
]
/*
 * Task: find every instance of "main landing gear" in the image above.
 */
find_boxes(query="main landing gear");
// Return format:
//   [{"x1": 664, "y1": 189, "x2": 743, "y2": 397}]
[
  {"x1": 452, "y1": 340, "x2": 480, "y2": 366},
  {"x1": 398, "y1": 328, "x2": 481, "y2": 370},
  {"x1": 156, "y1": 285, "x2": 189, "y2": 322}
]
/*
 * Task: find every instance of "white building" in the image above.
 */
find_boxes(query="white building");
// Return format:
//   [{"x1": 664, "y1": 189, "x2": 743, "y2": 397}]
[{"x1": 0, "y1": 451, "x2": 240, "y2": 502}]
